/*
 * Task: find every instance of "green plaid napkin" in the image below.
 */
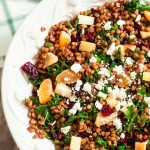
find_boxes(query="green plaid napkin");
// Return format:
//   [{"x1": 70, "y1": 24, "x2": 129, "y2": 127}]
[{"x1": 0, "y1": 0, "x2": 41, "y2": 68}]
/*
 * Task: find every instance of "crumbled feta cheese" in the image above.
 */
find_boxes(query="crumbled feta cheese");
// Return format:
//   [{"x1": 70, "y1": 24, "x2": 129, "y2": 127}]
[
  {"x1": 113, "y1": 118, "x2": 122, "y2": 130},
  {"x1": 75, "y1": 80, "x2": 83, "y2": 91},
  {"x1": 106, "y1": 43, "x2": 116, "y2": 56},
  {"x1": 95, "y1": 101, "x2": 103, "y2": 110},
  {"x1": 117, "y1": 20, "x2": 126, "y2": 26},
  {"x1": 61, "y1": 126, "x2": 71, "y2": 134},
  {"x1": 112, "y1": 86, "x2": 127, "y2": 99},
  {"x1": 69, "y1": 109, "x2": 77, "y2": 115},
  {"x1": 104, "y1": 80, "x2": 109, "y2": 84},
  {"x1": 69, "y1": 95, "x2": 77, "y2": 102},
  {"x1": 130, "y1": 35, "x2": 136, "y2": 39},
  {"x1": 83, "y1": 82, "x2": 91, "y2": 93},
  {"x1": 95, "y1": 84, "x2": 103, "y2": 91},
  {"x1": 81, "y1": 28, "x2": 85, "y2": 34},
  {"x1": 139, "y1": 63, "x2": 145, "y2": 72},
  {"x1": 144, "y1": 97, "x2": 150, "y2": 107},
  {"x1": 69, "y1": 101, "x2": 82, "y2": 115},
  {"x1": 135, "y1": 14, "x2": 141, "y2": 22},
  {"x1": 98, "y1": 68, "x2": 110, "y2": 77},
  {"x1": 130, "y1": 71, "x2": 137, "y2": 80},
  {"x1": 64, "y1": 77, "x2": 70, "y2": 81},
  {"x1": 126, "y1": 57, "x2": 134, "y2": 65},
  {"x1": 97, "y1": 91, "x2": 107, "y2": 99},
  {"x1": 71, "y1": 63, "x2": 82, "y2": 74},
  {"x1": 138, "y1": 79, "x2": 141, "y2": 85},
  {"x1": 115, "y1": 101, "x2": 121, "y2": 111},
  {"x1": 120, "y1": 100, "x2": 127, "y2": 106},
  {"x1": 120, "y1": 133, "x2": 125, "y2": 139},
  {"x1": 95, "y1": 80, "x2": 105, "y2": 91},
  {"x1": 147, "y1": 50, "x2": 150, "y2": 57},
  {"x1": 104, "y1": 21, "x2": 111, "y2": 30},
  {"x1": 108, "y1": 75, "x2": 115, "y2": 81},
  {"x1": 89, "y1": 56, "x2": 97, "y2": 63},
  {"x1": 113, "y1": 65, "x2": 124, "y2": 74},
  {"x1": 108, "y1": 87, "x2": 113, "y2": 93}
]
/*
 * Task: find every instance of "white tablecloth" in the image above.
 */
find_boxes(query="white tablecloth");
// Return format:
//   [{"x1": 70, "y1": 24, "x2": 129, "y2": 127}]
[{"x1": 0, "y1": 0, "x2": 40, "y2": 68}]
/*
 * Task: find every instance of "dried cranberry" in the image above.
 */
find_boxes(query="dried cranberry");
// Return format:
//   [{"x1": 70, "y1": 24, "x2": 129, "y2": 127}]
[
  {"x1": 119, "y1": 133, "x2": 131, "y2": 144},
  {"x1": 101, "y1": 104, "x2": 113, "y2": 116},
  {"x1": 32, "y1": 89, "x2": 37, "y2": 97},
  {"x1": 71, "y1": 35, "x2": 79, "y2": 42},
  {"x1": 68, "y1": 102, "x2": 75, "y2": 109},
  {"x1": 21, "y1": 62, "x2": 39, "y2": 78},
  {"x1": 86, "y1": 32, "x2": 94, "y2": 42},
  {"x1": 91, "y1": 8, "x2": 99, "y2": 14},
  {"x1": 134, "y1": 22, "x2": 142, "y2": 31},
  {"x1": 121, "y1": 39, "x2": 128, "y2": 45},
  {"x1": 52, "y1": 133, "x2": 58, "y2": 140},
  {"x1": 136, "y1": 42, "x2": 150, "y2": 49}
]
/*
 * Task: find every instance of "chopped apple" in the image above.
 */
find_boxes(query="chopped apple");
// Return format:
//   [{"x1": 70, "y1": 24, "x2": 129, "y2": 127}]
[
  {"x1": 70, "y1": 136, "x2": 82, "y2": 150},
  {"x1": 142, "y1": 72, "x2": 150, "y2": 81},
  {"x1": 125, "y1": 44, "x2": 136, "y2": 51},
  {"x1": 106, "y1": 94, "x2": 118, "y2": 108},
  {"x1": 135, "y1": 142, "x2": 147, "y2": 150},
  {"x1": 120, "y1": 102, "x2": 134, "y2": 114},
  {"x1": 144, "y1": 11, "x2": 150, "y2": 22},
  {"x1": 140, "y1": 31, "x2": 150, "y2": 39},
  {"x1": 43, "y1": 52, "x2": 58, "y2": 68},
  {"x1": 55, "y1": 83, "x2": 72, "y2": 98},
  {"x1": 79, "y1": 41, "x2": 96, "y2": 52},
  {"x1": 78, "y1": 15, "x2": 95, "y2": 25},
  {"x1": 95, "y1": 112, "x2": 118, "y2": 127},
  {"x1": 59, "y1": 31, "x2": 71, "y2": 47},
  {"x1": 56, "y1": 69, "x2": 79, "y2": 84}
]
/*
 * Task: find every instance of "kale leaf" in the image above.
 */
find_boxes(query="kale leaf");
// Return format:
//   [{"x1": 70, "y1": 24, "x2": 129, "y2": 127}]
[
  {"x1": 96, "y1": 138, "x2": 107, "y2": 148},
  {"x1": 124, "y1": 0, "x2": 150, "y2": 12}
]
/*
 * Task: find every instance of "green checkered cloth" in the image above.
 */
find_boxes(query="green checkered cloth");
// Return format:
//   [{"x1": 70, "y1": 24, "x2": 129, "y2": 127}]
[{"x1": 0, "y1": 0, "x2": 41, "y2": 68}]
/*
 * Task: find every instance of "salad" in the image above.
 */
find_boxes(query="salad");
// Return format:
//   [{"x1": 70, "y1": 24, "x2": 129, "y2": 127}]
[{"x1": 21, "y1": 0, "x2": 150, "y2": 149}]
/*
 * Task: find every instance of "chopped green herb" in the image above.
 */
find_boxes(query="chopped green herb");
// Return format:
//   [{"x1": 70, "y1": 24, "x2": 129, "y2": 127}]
[
  {"x1": 134, "y1": 50, "x2": 141, "y2": 54},
  {"x1": 45, "y1": 42, "x2": 53, "y2": 48},
  {"x1": 47, "y1": 63, "x2": 64, "y2": 77},
  {"x1": 129, "y1": 37, "x2": 135, "y2": 43},
  {"x1": 75, "y1": 18, "x2": 79, "y2": 30},
  {"x1": 124, "y1": 0, "x2": 150, "y2": 12},
  {"x1": 29, "y1": 75, "x2": 43, "y2": 86},
  {"x1": 64, "y1": 133, "x2": 72, "y2": 144},
  {"x1": 29, "y1": 96, "x2": 40, "y2": 105},
  {"x1": 137, "y1": 86, "x2": 146, "y2": 96},
  {"x1": 54, "y1": 140, "x2": 60, "y2": 144},
  {"x1": 91, "y1": 104, "x2": 98, "y2": 118},
  {"x1": 108, "y1": 61, "x2": 116, "y2": 72},
  {"x1": 94, "y1": 69, "x2": 100, "y2": 79},
  {"x1": 96, "y1": 138, "x2": 107, "y2": 148},
  {"x1": 67, "y1": 23, "x2": 73, "y2": 29},
  {"x1": 47, "y1": 94, "x2": 62, "y2": 107},
  {"x1": 114, "y1": 34, "x2": 123, "y2": 41},
  {"x1": 125, "y1": 105, "x2": 138, "y2": 132},
  {"x1": 114, "y1": 47, "x2": 121, "y2": 60},
  {"x1": 136, "y1": 101, "x2": 148, "y2": 112},
  {"x1": 51, "y1": 129, "x2": 56, "y2": 133},
  {"x1": 68, "y1": 110, "x2": 88, "y2": 122},
  {"x1": 138, "y1": 114, "x2": 147, "y2": 123},
  {"x1": 84, "y1": 76, "x2": 94, "y2": 83},
  {"x1": 111, "y1": 23, "x2": 118, "y2": 30},
  {"x1": 118, "y1": 144, "x2": 127, "y2": 150},
  {"x1": 44, "y1": 131, "x2": 51, "y2": 140}
]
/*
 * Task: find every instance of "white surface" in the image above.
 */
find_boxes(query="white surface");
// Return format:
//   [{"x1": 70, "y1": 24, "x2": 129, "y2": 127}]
[{"x1": 1, "y1": 0, "x2": 121, "y2": 149}]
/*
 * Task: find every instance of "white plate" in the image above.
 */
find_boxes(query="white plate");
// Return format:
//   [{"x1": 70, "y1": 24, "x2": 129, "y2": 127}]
[{"x1": 1, "y1": 0, "x2": 123, "y2": 149}]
